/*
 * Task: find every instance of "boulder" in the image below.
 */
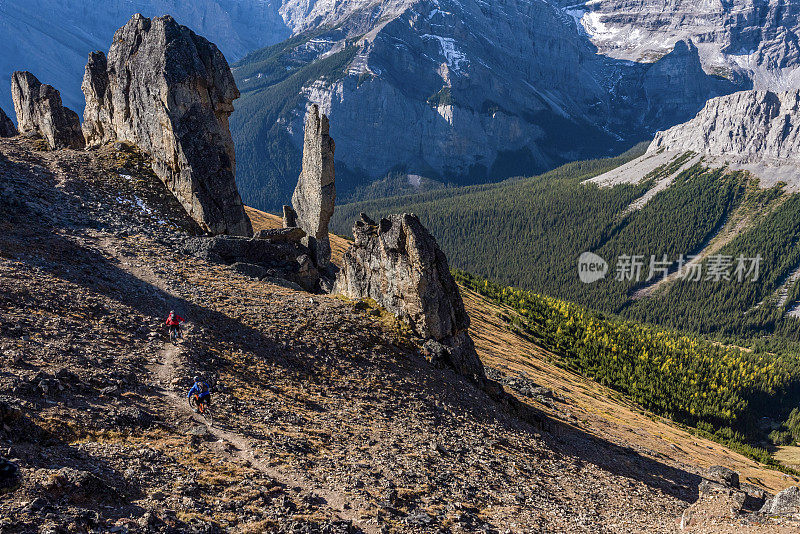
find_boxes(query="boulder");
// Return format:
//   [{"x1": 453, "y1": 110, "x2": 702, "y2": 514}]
[
  {"x1": 254, "y1": 227, "x2": 306, "y2": 243},
  {"x1": 81, "y1": 14, "x2": 252, "y2": 237},
  {"x1": 0, "y1": 106, "x2": 16, "y2": 137},
  {"x1": 11, "y1": 71, "x2": 84, "y2": 149},
  {"x1": 707, "y1": 466, "x2": 740, "y2": 489},
  {"x1": 336, "y1": 212, "x2": 485, "y2": 379},
  {"x1": 760, "y1": 486, "x2": 800, "y2": 516},
  {"x1": 291, "y1": 104, "x2": 335, "y2": 267}
]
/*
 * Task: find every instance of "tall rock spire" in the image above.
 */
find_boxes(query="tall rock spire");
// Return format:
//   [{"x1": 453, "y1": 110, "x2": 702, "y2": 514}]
[{"x1": 291, "y1": 104, "x2": 336, "y2": 268}]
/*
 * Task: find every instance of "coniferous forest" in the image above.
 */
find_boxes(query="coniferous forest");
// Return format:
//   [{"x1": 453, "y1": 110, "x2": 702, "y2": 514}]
[{"x1": 332, "y1": 147, "x2": 800, "y2": 460}]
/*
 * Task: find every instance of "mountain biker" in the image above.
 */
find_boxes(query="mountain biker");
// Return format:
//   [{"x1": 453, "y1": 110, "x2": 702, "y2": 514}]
[
  {"x1": 187, "y1": 376, "x2": 211, "y2": 414},
  {"x1": 165, "y1": 310, "x2": 185, "y2": 340}
]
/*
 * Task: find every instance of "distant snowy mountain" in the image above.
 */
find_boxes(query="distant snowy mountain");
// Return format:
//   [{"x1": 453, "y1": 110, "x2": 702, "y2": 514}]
[
  {"x1": 560, "y1": 0, "x2": 800, "y2": 91},
  {"x1": 0, "y1": 0, "x2": 290, "y2": 115}
]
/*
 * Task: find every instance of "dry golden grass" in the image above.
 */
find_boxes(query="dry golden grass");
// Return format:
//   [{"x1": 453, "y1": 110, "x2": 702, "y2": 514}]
[
  {"x1": 244, "y1": 206, "x2": 349, "y2": 266},
  {"x1": 774, "y1": 446, "x2": 800, "y2": 469},
  {"x1": 461, "y1": 286, "x2": 800, "y2": 493}
]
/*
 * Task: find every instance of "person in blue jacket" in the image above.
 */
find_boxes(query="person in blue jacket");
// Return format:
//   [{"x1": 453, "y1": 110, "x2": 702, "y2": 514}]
[{"x1": 187, "y1": 376, "x2": 211, "y2": 413}]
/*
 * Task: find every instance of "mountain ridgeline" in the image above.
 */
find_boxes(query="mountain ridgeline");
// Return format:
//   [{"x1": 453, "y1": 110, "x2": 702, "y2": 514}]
[{"x1": 4, "y1": 0, "x2": 800, "y2": 212}]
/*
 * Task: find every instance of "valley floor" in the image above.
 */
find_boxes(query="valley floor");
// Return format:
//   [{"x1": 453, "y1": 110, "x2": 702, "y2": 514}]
[{"x1": 0, "y1": 137, "x2": 796, "y2": 532}]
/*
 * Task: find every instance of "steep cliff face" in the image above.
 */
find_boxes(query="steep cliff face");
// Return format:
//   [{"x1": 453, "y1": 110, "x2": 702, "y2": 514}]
[
  {"x1": 563, "y1": 0, "x2": 800, "y2": 90},
  {"x1": 650, "y1": 90, "x2": 800, "y2": 164},
  {"x1": 82, "y1": 14, "x2": 253, "y2": 237}
]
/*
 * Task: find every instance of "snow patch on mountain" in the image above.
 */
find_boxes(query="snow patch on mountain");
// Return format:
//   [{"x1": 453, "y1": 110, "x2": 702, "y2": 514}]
[{"x1": 421, "y1": 34, "x2": 469, "y2": 72}]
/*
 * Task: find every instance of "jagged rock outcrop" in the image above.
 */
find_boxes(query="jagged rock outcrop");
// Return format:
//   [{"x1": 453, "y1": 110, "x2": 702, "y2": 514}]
[
  {"x1": 11, "y1": 72, "x2": 83, "y2": 149},
  {"x1": 291, "y1": 104, "x2": 335, "y2": 268},
  {"x1": 335, "y1": 213, "x2": 485, "y2": 379},
  {"x1": 81, "y1": 14, "x2": 252, "y2": 237},
  {"x1": 0, "y1": 107, "x2": 16, "y2": 137},
  {"x1": 760, "y1": 486, "x2": 800, "y2": 516},
  {"x1": 650, "y1": 90, "x2": 800, "y2": 165}
]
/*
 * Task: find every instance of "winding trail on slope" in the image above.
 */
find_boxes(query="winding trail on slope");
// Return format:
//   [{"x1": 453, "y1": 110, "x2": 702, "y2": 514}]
[
  {"x1": 83, "y1": 229, "x2": 378, "y2": 533},
  {"x1": 148, "y1": 334, "x2": 378, "y2": 533}
]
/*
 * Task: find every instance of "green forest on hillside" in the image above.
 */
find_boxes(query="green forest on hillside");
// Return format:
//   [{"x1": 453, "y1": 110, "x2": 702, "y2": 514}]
[
  {"x1": 332, "y1": 149, "x2": 800, "y2": 344},
  {"x1": 455, "y1": 271, "x2": 800, "y2": 468}
]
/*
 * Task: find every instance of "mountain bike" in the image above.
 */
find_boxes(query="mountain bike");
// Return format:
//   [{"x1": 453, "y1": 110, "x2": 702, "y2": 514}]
[
  {"x1": 168, "y1": 324, "x2": 183, "y2": 344},
  {"x1": 189, "y1": 394, "x2": 214, "y2": 426}
]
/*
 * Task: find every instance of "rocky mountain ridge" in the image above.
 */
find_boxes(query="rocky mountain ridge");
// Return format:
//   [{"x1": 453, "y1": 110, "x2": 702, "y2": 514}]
[
  {"x1": 562, "y1": 0, "x2": 800, "y2": 90},
  {"x1": 230, "y1": 0, "x2": 747, "y2": 209},
  {"x1": 650, "y1": 89, "x2": 800, "y2": 164},
  {"x1": 594, "y1": 89, "x2": 800, "y2": 193}
]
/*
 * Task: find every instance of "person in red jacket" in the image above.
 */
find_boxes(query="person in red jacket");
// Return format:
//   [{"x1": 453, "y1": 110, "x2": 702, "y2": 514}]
[{"x1": 166, "y1": 310, "x2": 185, "y2": 341}]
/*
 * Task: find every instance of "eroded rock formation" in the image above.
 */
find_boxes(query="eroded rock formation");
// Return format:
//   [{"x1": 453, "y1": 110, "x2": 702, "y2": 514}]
[
  {"x1": 291, "y1": 104, "x2": 335, "y2": 268},
  {"x1": 335, "y1": 213, "x2": 485, "y2": 379},
  {"x1": 11, "y1": 72, "x2": 83, "y2": 149},
  {"x1": 81, "y1": 14, "x2": 252, "y2": 236},
  {"x1": 0, "y1": 107, "x2": 16, "y2": 138}
]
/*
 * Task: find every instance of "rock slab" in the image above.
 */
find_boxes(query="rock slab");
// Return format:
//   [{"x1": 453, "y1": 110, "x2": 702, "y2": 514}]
[
  {"x1": 81, "y1": 14, "x2": 252, "y2": 237},
  {"x1": 184, "y1": 235, "x2": 319, "y2": 292},
  {"x1": 336, "y1": 213, "x2": 485, "y2": 379},
  {"x1": 291, "y1": 104, "x2": 335, "y2": 267},
  {"x1": 11, "y1": 71, "x2": 84, "y2": 149},
  {"x1": 254, "y1": 227, "x2": 306, "y2": 243},
  {"x1": 0, "y1": 106, "x2": 16, "y2": 137}
]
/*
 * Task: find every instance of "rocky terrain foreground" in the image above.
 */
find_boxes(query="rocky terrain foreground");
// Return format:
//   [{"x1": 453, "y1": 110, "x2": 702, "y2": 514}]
[{"x1": 1, "y1": 136, "x2": 799, "y2": 533}]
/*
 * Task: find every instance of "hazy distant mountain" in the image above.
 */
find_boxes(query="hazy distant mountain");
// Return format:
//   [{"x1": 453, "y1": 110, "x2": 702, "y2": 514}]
[{"x1": 0, "y1": 0, "x2": 290, "y2": 114}]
